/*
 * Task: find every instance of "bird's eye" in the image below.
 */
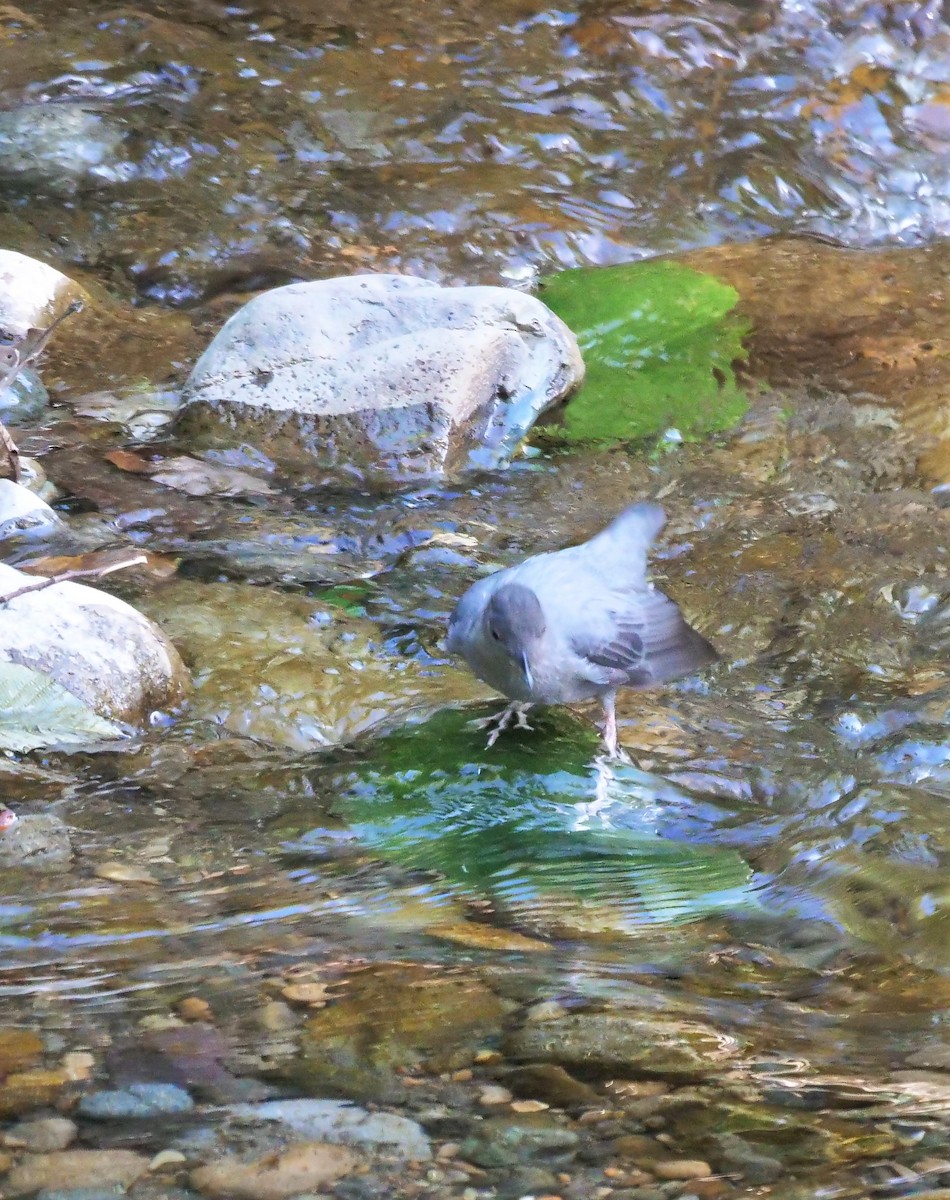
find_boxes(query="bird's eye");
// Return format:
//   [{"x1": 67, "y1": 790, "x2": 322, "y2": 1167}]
[{"x1": 491, "y1": 628, "x2": 501, "y2": 641}]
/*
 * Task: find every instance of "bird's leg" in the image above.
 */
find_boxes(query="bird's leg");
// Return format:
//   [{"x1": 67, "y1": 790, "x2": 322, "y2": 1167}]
[
  {"x1": 470, "y1": 702, "x2": 534, "y2": 747},
  {"x1": 599, "y1": 692, "x2": 620, "y2": 759}
]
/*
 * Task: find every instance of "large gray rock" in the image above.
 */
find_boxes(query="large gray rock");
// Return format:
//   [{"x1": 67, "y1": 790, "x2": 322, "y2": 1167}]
[
  {"x1": 0, "y1": 563, "x2": 189, "y2": 747},
  {"x1": 176, "y1": 273, "x2": 584, "y2": 487}
]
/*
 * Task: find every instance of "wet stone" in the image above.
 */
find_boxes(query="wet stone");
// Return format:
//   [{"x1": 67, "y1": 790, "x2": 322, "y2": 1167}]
[
  {"x1": 77, "y1": 1081, "x2": 195, "y2": 1120},
  {"x1": 0, "y1": 815, "x2": 72, "y2": 872},
  {"x1": 294, "y1": 963, "x2": 506, "y2": 1102},
  {"x1": 713, "y1": 1132, "x2": 784, "y2": 1183},
  {"x1": 4, "y1": 1149, "x2": 151, "y2": 1197},
  {"x1": 6, "y1": 1115, "x2": 77, "y2": 1151},
  {"x1": 225, "y1": 1098, "x2": 432, "y2": 1160},
  {"x1": 457, "y1": 1112, "x2": 580, "y2": 1168},
  {"x1": 506, "y1": 1063, "x2": 600, "y2": 1108},
  {"x1": 190, "y1": 1141, "x2": 359, "y2": 1199},
  {"x1": 505, "y1": 1012, "x2": 739, "y2": 1082},
  {"x1": 176, "y1": 273, "x2": 583, "y2": 488}
]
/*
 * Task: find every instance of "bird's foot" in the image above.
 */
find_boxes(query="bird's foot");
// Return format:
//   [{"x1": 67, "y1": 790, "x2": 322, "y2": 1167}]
[{"x1": 470, "y1": 702, "x2": 534, "y2": 747}]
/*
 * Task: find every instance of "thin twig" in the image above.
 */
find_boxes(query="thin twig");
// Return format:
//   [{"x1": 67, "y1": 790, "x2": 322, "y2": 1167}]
[{"x1": 0, "y1": 551, "x2": 148, "y2": 607}]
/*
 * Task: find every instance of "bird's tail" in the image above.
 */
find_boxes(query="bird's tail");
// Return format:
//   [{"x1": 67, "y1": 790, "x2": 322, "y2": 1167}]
[{"x1": 583, "y1": 502, "x2": 667, "y2": 582}]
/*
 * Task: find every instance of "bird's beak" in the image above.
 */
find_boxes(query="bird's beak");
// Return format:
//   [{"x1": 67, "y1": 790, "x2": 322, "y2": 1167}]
[{"x1": 519, "y1": 651, "x2": 533, "y2": 690}]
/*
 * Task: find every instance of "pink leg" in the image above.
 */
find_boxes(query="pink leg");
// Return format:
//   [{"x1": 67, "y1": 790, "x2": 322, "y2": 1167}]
[{"x1": 600, "y1": 693, "x2": 619, "y2": 758}]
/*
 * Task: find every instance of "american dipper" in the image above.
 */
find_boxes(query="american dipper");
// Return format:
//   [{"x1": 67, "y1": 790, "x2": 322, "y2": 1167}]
[{"x1": 446, "y1": 503, "x2": 717, "y2": 757}]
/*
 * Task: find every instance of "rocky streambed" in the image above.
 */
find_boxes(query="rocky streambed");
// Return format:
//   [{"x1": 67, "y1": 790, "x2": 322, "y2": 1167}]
[{"x1": 3, "y1": 2, "x2": 950, "y2": 1200}]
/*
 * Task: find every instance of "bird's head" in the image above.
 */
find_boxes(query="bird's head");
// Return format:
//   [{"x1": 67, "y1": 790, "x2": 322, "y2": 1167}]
[{"x1": 483, "y1": 583, "x2": 545, "y2": 689}]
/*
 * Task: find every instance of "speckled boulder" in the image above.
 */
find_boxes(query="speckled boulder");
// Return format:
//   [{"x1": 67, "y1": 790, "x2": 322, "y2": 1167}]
[{"x1": 175, "y1": 273, "x2": 584, "y2": 488}]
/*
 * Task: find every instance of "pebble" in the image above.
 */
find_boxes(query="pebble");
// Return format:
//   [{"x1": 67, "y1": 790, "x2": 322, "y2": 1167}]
[
  {"x1": 478, "y1": 1084, "x2": 514, "y2": 1106},
  {"x1": 5, "y1": 1116, "x2": 77, "y2": 1151},
  {"x1": 653, "y1": 1160, "x2": 712, "y2": 1181},
  {"x1": 526, "y1": 1001, "x2": 568, "y2": 1023},
  {"x1": 150, "y1": 1148, "x2": 188, "y2": 1170},
  {"x1": 258, "y1": 1001, "x2": 297, "y2": 1032},
  {"x1": 177, "y1": 996, "x2": 213, "y2": 1021},
  {"x1": 226, "y1": 1098, "x2": 432, "y2": 1160},
  {"x1": 78, "y1": 1081, "x2": 194, "y2": 1120}
]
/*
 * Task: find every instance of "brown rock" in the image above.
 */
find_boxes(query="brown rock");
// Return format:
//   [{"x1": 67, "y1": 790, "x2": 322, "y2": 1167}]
[
  {"x1": 5, "y1": 1149, "x2": 150, "y2": 1196},
  {"x1": 190, "y1": 1141, "x2": 359, "y2": 1199},
  {"x1": 0, "y1": 1028, "x2": 43, "y2": 1076},
  {"x1": 0, "y1": 1069, "x2": 72, "y2": 1118},
  {"x1": 653, "y1": 1159, "x2": 712, "y2": 1180},
  {"x1": 614, "y1": 1134, "x2": 668, "y2": 1163}
]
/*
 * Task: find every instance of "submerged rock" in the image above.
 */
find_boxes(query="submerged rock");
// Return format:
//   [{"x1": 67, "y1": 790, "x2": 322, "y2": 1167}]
[
  {"x1": 176, "y1": 273, "x2": 584, "y2": 488},
  {"x1": 505, "y1": 1011, "x2": 742, "y2": 1082},
  {"x1": 0, "y1": 105, "x2": 129, "y2": 196},
  {"x1": 0, "y1": 814, "x2": 72, "y2": 871},
  {"x1": 293, "y1": 963, "x2": 506, "y2": 1101},
  {"x1": 3, "y1": 1149, "x2": 150, "y2": 1197},
  {"x1": 0, "y1": 562, "x2": 189, "y2": 749},
  {"x1": 77, "y1": 1081, "x2": 195, "y2": 1120},
  {"x1": 190, "y1": 1141, "x2": 359, "y2": 1200},
  {"x1": 140, "y1": 579, "x2": 484, "y2": 751},
  {"x1": 226, "y1": 1099, "x2": 432, "y2": 1160}
]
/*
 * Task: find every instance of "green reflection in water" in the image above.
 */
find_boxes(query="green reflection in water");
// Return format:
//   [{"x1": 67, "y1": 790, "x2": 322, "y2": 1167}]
[{"x1": 322, "y1": 710, "x2": 756, "y2": 931}]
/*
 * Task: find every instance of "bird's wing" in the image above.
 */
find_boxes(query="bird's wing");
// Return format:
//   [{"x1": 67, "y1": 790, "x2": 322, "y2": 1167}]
[{"x1": 569, "y1": 587, "x2": 717, "y2": 688}]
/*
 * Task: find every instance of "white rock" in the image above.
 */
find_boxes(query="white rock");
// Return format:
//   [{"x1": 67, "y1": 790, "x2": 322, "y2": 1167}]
[
  {"x1": 228, "y1": 1098, "x2": 432, "y2": 1160},
  {"x1": 0, "y1": 249, "x2": 84, "y2": 338},
  {"x1": 0, "y1": 562, "x2": 189, "y2": 734},
  {"x1": 177, "y1": 273, "x2": 584, "y2": 487},
  {"x1": 0, "y1": 479, "x2": 61, "y2": 539}
]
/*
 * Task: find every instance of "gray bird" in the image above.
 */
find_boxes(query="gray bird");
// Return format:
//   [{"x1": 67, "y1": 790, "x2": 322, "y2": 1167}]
[{"x1": 446, "y1": 503, "x2": 717, "y2": 757}]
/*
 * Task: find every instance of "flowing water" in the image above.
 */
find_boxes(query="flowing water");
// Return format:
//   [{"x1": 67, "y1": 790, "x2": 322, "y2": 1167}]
[{"x1": 3, "y1": 1, "x2": 950, "y2": 1197}]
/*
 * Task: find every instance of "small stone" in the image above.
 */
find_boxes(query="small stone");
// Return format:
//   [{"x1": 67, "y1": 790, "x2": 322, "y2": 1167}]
[
  {"x1": 150, "y1": 1148, "x2": 188, "y2": 1170},
  {"x1": 93, "y1": 862, "x2": 159, "y2": 885},
  {"x1": 478, "y1": 1084, "x2": 514, "y2": 1106},
  {"x1": 5, "y1": 1116, "x2": 77, "y2": 1151},
  {"x1": 281, "y1": 982, "x2": 331, "y2": 1006},
  {"x1": 177, "y1": 996, "x2": 213, "y2": 1021},
  {"x1": 614, "y1": 1134, "x2": 668, "y2": 1162},
  {"x1": 0, "y1": 1028, "x2": 44, "y2": 1076},
  {"x1": 60, "y1": 1052, "x2": 95, "y2": 1081},
  {"x1": 511, "y1": 1100, "x2": 550, "y2": 1113},
  {"x1": 0, "y1": 1068, "x2": 72, "y2": 1117},
  {"x1": 190, "y1": 1141, "x2": 359, "y2": 1199},
  {"x1": 526, "y1": 1001, "x2": 568, "y2": 1023},
  {"x1": 259, "y1": 1001, "x2": 296, "y2": 1032},
  {"x1": 4, "y1": 1149, "x2": 150, "y2": 1196},
  {"x1": 429, "y1": 923, "x2": 551, "y2": 953},
  {"x1": 652, "y1": 1160, "x2": 712, "y2": 1181},
  {"x1": 437, "y1": 1142, "x2": 461, "y2": 1160}
]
